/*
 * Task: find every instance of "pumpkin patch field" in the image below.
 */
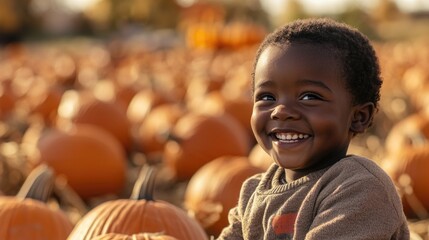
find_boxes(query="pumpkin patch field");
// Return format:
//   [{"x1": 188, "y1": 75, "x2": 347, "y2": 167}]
[{"x1": 1, "y1": 33, "x2": 429, "y2": 239}]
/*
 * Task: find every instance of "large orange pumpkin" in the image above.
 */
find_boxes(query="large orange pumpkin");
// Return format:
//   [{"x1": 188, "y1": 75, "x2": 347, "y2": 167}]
[
  {"x1": 67, "y1": 166, "x2": 208, "y2": 240},
  {"x1": 184, "y1": 156, "x2": 263, "y2": 237},
  {"x1": 27, "y1": 124, "x2": 127, "y2": 199},
  {"x1": 0, "y1": 164, "x2": 74, "y2": 240},
  {"x1": 90, "y1": 233, "x2": 178, "y2": 240},
  {"x1": 163, "y1": 113, "x2": 250, "y2": 181}
]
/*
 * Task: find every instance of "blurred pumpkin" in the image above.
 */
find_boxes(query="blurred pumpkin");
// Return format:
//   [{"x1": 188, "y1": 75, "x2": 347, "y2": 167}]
[
  {"x1": 24, "y1": 83, "x2": 64, "y2": 125},
  {"x1": 127, "y1": 89, "x2": 174, "y2": 127},
  {"x1": 0, "y1": 164, "x2": 74, "y2": 240},
  {"x1": 248, "y1": 144, "x2": 273, "y2": 170},
  {"x1": 26, "y1": 124, "x2": 127, "y2": 199},
  {"x1": 136, "y1": 103, "x2": 186, "y2": 159},
  {"x1": 56, "y1": 90, "x2": 132, "y2": 151},
  {"x1": 189, "y1": 91, "x2": 254, "y2": 143},
  {"x1": 163, "y1": 113, "x2": 250, "y2": 181},
  {"x1": 401, "y1": 64, "x2": 429, "y2": 111},
  {"x1": 0, "y1": 81, "x2": 16, "y2": 119},
  {"x1": 184, "y1": 156, "x2": 263, "y2": 237},
  {"x1": 90, "y1": 232, "x2": 178, "y2": 240},
  {"x1": 382, "y1": 146, "x2": 429, "y2": 219},
  {"x1": 67, "y1": 166, "x2": 208, "y2": 240},
  {"x1": 384, "y1": 113, "x2": 429, "y2": 156},
  {"x1": 382, "y1": 112, "x2": 429, "y2": 219}
]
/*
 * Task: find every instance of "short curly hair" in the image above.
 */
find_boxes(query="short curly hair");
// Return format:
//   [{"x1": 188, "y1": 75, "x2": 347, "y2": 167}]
[{"x1": 252, "y1": 18, "x2": 382, "y2": 110}]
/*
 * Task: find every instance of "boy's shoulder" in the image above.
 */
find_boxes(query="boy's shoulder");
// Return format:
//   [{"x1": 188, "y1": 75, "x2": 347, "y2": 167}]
[
  {"x1": 327, "y1": 155, "x2": 397, "y2": 190},
  {"x1": 334, "y1": 155, "x2": 386, "y2": 175}
]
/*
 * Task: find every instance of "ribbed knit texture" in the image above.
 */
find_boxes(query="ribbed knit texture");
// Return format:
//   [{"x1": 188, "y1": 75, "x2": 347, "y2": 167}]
[{"x1": 217, "y1": 155, "x2": 410, "y2": 240}]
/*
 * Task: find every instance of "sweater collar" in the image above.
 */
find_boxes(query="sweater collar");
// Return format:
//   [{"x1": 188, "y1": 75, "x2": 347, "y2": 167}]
[{"x1": 257, "y1": 163, "x2": 329, "y2": 194}]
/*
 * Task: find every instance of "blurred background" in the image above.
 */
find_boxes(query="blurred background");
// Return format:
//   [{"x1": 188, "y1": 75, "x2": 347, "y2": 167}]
[
  {"x1": 0, "y1": 0, "x2": 428, "y2": 43},
  {"x1": 1, "y1": 0, "x2": 429, "y2": 239}
]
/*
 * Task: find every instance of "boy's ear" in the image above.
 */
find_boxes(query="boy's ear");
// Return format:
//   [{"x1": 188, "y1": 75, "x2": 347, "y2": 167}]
[{"x1": 350, "y1": 102, "x2": 375, "y2": 134}]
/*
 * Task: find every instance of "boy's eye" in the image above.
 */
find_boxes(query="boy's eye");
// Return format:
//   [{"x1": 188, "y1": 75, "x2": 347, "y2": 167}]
[
  {"x1": 300, "y1": 92, "x2": 322, "y2": 100},
  {"x1": 256, "y1": 94, "x2": 276, "y2": 101}
]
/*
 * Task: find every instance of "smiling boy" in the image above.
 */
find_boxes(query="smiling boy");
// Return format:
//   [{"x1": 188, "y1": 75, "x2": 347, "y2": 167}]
[{"x1": 217, "y1": 18, "x2": 409, "y2": 239}]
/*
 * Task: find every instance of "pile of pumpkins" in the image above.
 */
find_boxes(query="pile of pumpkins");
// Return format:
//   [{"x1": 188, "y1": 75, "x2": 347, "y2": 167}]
[{"x1": 0, "y1": 34, "x2": 428, "y2": 239}]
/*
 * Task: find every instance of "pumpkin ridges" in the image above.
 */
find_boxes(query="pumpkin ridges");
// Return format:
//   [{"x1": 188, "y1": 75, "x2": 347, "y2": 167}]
[
  {"x1": 67, "y1": 166, "x2": 208, "y2": 240},
  {"x1": 0, "y1": 198, "x2": 74, "y2": 239},
  {"x1": 0, "y1": 165, "x2": 74, "y2": 240}
]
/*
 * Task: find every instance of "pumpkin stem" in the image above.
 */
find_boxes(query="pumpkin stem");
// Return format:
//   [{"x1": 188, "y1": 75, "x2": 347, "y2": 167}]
[
  {"x1": 16, "y1": 164, "x2": 55, "y2": 202},
  {"x1": 131, "y1": 165, "x2": 156, "y2": 201}
]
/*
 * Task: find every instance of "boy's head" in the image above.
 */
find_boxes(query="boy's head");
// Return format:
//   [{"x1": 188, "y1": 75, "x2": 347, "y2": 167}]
[
  {"x1": 250, "y1": 18, "x2": 382, "y2": 180},
  {"x1": 252, "y1": 18, "x2": 382, "y2": 113}
]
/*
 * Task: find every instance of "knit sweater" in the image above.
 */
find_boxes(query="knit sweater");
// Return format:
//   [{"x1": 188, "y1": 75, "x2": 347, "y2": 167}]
[{"x1": 217, "y1": 155, "x2": 410, "y2": 240}]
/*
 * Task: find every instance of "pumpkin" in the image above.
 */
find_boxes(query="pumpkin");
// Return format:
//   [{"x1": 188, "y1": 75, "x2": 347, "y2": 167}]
[
  {"x1": 382, "y1": 147, "x2": 429, "y2": 219},
  {"x1": 24, "y1": 84, "x2": 64, "y2": 125},
  {"x1": 188, "y1": 91, "x2": 254, "y2": 144},
  {"x1": 56, "y1": 90, "x2": 132, "y2": 151},
  {"x1": 90, "y1": 232, "x2": 178, "y2": 240},
  {"x1": 0, "y1": 81, "x2": 16, "y2": 119},
  {"x1": 163, "y1": 113, "x2": 250, "y2": 181},
  {"x1": 67, "y1": 166, "x2": 208, "y2": 240},
  {"x1": 0, "y1": 164, "x2": 74, "y2": 240},
  {"x1": 248, "y1": 144, "x2": 273, "y2": 170},
  {"x1": 136, "y1": 103, "x2": 186, "y2": 159},
  {"x1": 26, "y1": 124, "x2": 127, "y2": 199},
  {"x1": 126, "y1": 89, "x2": 174, "y2": 127},
  {"x1": 185, "y1": 71, "x2": 225, "y2": 107},
  {"x1": 184, "y1": 156, "x2": 263, "y2": 237},
  {"x1": 381, "y1": 112, "x2": 429, "y2": 219},
  {"x1": 384, "y1": 113, "x2": 429, "y2": 156},
  {"x1": 52, "y1": 52, "x2": 77, "y2": 86}
]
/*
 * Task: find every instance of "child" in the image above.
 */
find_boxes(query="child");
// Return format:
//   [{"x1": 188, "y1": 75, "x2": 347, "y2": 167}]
[{"x1": 217, "y1": 18, "x2": 409, "y2": 239}]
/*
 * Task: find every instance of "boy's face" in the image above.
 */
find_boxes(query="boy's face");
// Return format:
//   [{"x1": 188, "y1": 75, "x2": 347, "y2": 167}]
[{"x1": 251, "y1": 43, "x2": 356, "y2": 180}]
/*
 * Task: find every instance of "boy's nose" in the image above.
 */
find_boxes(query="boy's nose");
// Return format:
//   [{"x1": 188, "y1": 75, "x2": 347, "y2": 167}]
[{"x1": 270, "y1": 104, "x2": 299, "y2": 120}]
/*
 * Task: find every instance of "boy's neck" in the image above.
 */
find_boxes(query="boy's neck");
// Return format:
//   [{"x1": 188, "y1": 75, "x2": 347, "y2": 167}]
[{"x1": 284, "y1": 150, "x2": 348, "y2": 182}]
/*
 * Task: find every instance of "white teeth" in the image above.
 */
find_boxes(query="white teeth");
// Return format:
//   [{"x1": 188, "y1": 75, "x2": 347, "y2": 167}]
[{"x1": 275, "y1": 133, "x2": 309, "y2": 141}]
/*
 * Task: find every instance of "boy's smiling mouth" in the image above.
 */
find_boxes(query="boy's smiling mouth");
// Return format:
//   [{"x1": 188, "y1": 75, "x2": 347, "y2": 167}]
[{"x1": 270, "y1": 131, "x2": 311, "y2": 143}]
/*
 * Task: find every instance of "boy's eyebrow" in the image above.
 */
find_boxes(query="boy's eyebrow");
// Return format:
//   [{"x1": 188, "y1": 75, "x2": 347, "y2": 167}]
[
  {"x1": 298, "y1": 79, "x2": 333, "y2": 93},
  {"x1": 255, "y1": 79, "x2": 333, "y2": 93},
  {"x1": 254, "y1": 80, "x2": 275, "y2": 88}
]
